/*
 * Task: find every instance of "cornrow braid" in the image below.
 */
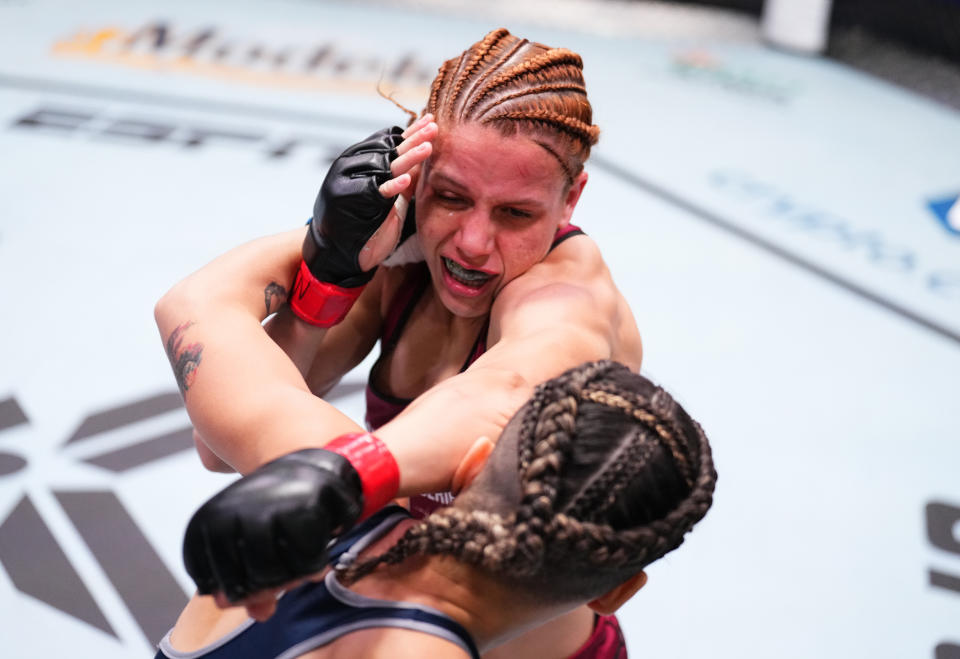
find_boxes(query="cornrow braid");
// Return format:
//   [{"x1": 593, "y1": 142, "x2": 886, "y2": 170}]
[
  {"x1": 426, "y1": 58, "x2": 454, "y2": 122},
  {"x1": 443, "y1": 28, "x2": 512, "y2": 120},
  {"x1": 457, "y1": 35, "x2": 530, "y2": 119},
  {"x1": 339, "y1": 507, "x2": 522, "y2": 583},
  {"x1": 562, "y1": 430, "x2": 657, "y2": 523},
  {"x1": 339, "y1": 359, "x2": 715, "y2": 604},
  {"x1": 551, "y1": 427, "x2": 716, "y2": 569},
  {"x1": 511, "y1": 391, "x2": 578, "y2": 571},
  {"x1": 546, "y1": 422, "x2": 715, "y2": 572},
  {"x1": 466, "y1": 48, "x2": 584, "y2": 117},
  {"x1": 578, "y1": 384, "x2": 696, "y2": 487},
  {"x1": 485, "y1": 109, "x2": 600, "y2": 150},
  {"x1": 423, "y1": 28, "x2": 601, "y2": 181},
  {"x1": 469, "y1": 82, "x2": 587, "y2": 123}
]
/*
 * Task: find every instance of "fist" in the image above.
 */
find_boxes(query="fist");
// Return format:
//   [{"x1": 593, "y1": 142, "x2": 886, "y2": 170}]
[
  {"x1": 182, "y1": 449, "x2": 363, "y2": 602},
  {"x1": 305, "y1": 126, "x2": 404, "y2": 288}
]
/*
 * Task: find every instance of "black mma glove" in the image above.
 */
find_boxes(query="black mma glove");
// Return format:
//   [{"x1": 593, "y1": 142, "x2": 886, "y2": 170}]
[
  {"x1": 290, "y1": 126, "x2": 404, "y2": 327},
  {"x1": 182, "y1": 433, "x2": 399, "y2": 601}
]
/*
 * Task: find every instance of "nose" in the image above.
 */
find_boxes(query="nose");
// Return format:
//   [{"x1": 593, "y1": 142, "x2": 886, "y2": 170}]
[{"x1": 453, "y1": 207, "x2": 495, "y2": 262}]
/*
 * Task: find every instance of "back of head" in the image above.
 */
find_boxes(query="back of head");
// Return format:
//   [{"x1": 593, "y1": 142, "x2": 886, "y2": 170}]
[
  {"x1": 340, "y1": 360, "x2": 717, "y2": 606},
  {"x1": 425, "y1": 28, "x2": 600, "y2": 182}
]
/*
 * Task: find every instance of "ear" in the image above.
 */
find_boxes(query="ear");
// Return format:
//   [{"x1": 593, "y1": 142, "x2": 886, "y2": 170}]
[
  {"x1": 450, "y1": 436, "x2": 495, "y2": 495},
  {"x1": 559, "y1": 170, "x2": 588, "y2": 227},
  {"x1": 586, "y1": 571, "x2": 647, "y2": 616}
]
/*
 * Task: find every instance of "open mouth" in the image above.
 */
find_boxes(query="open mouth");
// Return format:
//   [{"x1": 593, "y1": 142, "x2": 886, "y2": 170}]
[{"x1": 442, "y1": 257, "x2": 494, "y2": 288}]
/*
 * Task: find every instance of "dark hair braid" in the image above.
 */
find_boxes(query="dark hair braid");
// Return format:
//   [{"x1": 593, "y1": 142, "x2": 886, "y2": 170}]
[
  {"x1": 563, "y1": 432, "x2": 657, "y2": 523},
  {"x1": 339, "y1": 360, "x2": 716, "y2": 604}
]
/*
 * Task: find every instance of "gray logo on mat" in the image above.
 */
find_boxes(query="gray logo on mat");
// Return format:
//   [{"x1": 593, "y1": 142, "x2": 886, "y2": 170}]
[{"x1": 0, "y1": 392, "x2": 193, "y2": 648}]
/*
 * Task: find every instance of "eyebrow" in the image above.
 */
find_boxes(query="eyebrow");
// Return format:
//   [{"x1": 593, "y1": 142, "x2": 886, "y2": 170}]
[
  {"x1": 427, "y1": 171, "x2": 547, "y2": 208},
  {"x1": 428, "y1": 171, "x2": 468, "y2": 192}
]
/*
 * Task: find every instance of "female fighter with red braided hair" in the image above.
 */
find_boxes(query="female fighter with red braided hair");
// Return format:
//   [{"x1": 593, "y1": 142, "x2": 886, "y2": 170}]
[
  {"x1": 158, "y1": 362, "x2": 717, "y2": 659},
  {"x1": 155, "y1": 29, "x2": 643, "y2": 658}
]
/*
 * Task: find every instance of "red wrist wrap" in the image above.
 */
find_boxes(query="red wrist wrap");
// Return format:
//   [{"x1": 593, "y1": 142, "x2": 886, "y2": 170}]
[
  {"x1": 289, "y1": 260, "x2": 365, "y2": 327},
  {"x1": 325, "y1": 432, "x2": 400, "y2": 520}
]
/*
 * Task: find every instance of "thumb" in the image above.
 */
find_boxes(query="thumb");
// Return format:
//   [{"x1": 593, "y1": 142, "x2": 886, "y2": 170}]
[{"x1": 357, "y1": 197, "x2": 408, "y2": 271}]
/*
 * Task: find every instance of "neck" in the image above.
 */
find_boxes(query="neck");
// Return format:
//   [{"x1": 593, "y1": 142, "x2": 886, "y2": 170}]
[{"x1": 344, "y1": 519, "x2": 571, "y2": 652}]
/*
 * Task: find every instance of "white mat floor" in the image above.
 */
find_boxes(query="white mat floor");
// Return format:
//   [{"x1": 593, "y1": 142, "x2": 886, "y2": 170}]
[{"x1": 1, "y1": 1, "x2": 959, "y2": 657}]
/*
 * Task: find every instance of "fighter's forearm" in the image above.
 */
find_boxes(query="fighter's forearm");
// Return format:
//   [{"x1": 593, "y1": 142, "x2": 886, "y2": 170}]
[
  {"x1": 375, "y1": 284, "x2": 621, "y2": 496},
  {"x1": 153, "y1": 227, "x2": 366, "y2": 473},
  {"x1": 156, "y1": 290, "x2": 364, "y2": 472},
  {"x1": 264, "y1": 306, "x2": 330, "y2": 378},
  {"x1": 377, "y1": 366, "x2": 532, "y2": 496}
]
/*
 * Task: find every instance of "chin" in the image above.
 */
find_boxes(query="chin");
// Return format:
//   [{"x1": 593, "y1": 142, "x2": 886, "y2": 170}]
[{"x1": 439, "y1": 293, "x2": 493, "y2": 319}]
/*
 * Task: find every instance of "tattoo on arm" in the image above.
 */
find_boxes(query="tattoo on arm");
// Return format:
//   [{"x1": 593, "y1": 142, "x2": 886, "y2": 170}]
[
  {"x1": 165, "y1": 322, "x2": 203, "y2": 396},
  {"x1": 264, "y1": 282, "x2": 288, "y2": 316}
]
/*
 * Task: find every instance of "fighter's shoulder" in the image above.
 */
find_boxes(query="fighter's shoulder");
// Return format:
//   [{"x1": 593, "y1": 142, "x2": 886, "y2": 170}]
[
  {"x1": 546, "y1": 231, "x2": 612, "y2": 287},
  {"x1": 504, "y1": 232, "x2": 615, "y2": 307},
  {"x1": 551, "y1": 229, "x2": 604, "y2": 265}
]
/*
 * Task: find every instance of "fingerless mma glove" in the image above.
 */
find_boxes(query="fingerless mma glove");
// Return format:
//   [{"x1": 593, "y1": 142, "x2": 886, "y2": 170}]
[
  {"x1": 290, "y1": 126, "x2": 404, "y2": 327},
  {"x1": 182, "y1": 432, "x2": 399, "y2": 601}
]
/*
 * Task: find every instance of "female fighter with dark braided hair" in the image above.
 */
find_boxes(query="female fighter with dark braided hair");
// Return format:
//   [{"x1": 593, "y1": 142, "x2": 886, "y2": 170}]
[
  {"x1": 155, "y1": 29, "x2": 644, "y2": 657},
  {"x1": 157, "y1": 361, "x2": 717, "y2": 659}
]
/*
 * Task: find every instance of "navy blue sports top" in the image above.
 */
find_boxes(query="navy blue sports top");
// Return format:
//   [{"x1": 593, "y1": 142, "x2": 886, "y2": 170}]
[{"x1": 155, "y1": 506, "x2": 480, "y2": 659}]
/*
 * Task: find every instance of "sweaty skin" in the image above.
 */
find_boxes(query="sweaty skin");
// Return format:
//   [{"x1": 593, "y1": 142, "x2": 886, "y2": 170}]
[
  {"x1": 154, "y1": 119, "x2": 642, "y2": 658},
  {"x1": 155, "y1": 118, "x2": 640, "y2": 484},
  {"x1": 163, "y1": 421, "x2": 650, "y2": 659}
]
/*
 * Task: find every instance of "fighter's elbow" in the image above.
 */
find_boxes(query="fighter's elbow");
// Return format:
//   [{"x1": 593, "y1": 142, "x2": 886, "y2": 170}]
[
  {"x1": 154, "y1": 280, "x2": 197, "y2": 331},
  {"x1": 193, "y1": 429, "x2": 236, "y2": 474}
]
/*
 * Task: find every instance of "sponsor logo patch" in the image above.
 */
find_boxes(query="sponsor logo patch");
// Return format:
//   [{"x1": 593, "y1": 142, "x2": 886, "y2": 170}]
[{"x1": 928, "y1": 193, "x2": 960, "y2": 237}]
